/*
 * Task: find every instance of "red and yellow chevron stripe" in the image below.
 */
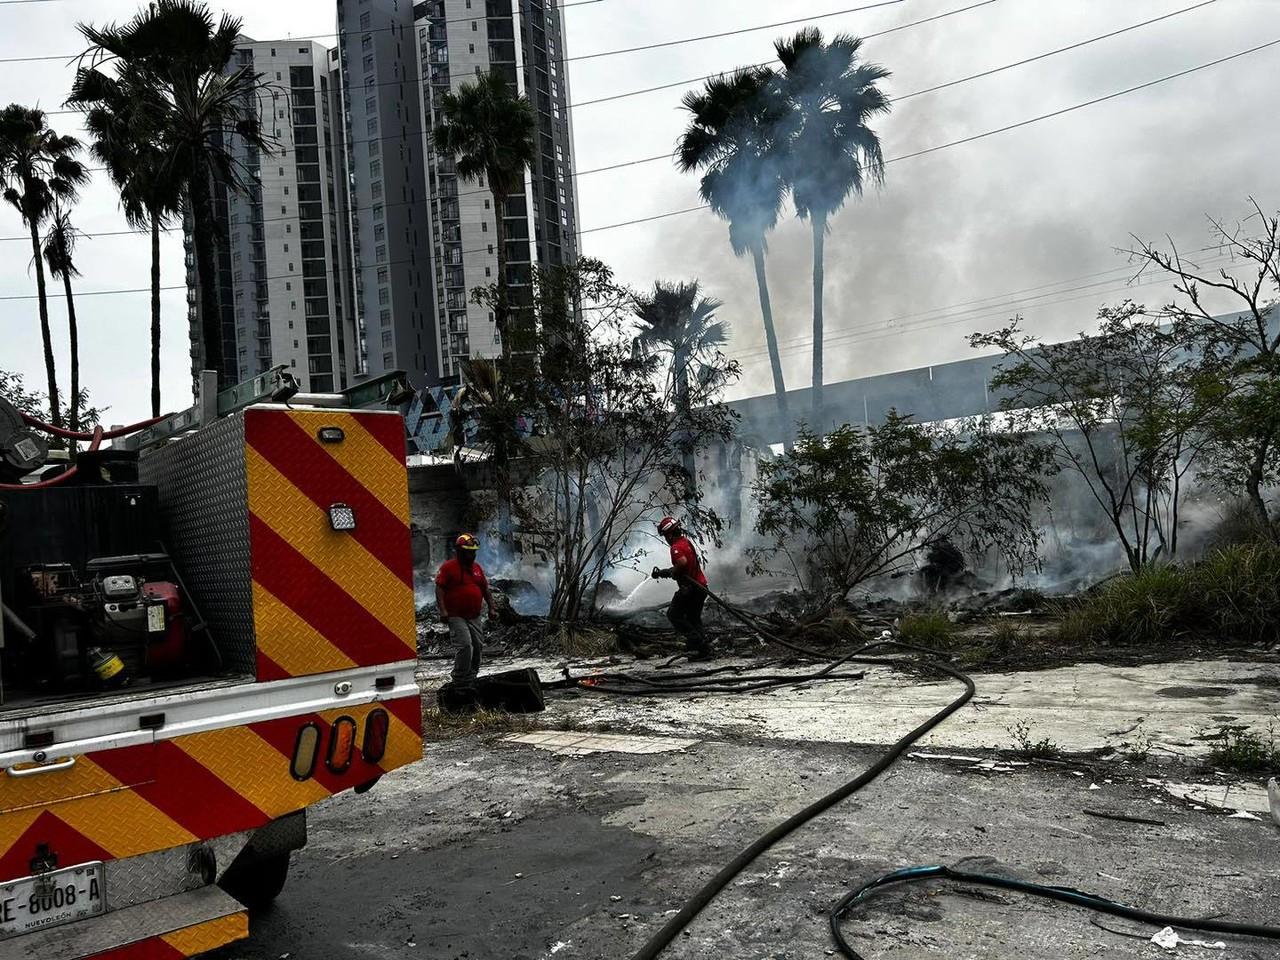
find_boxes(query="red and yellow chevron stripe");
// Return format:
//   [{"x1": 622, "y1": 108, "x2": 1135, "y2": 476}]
[
  {"x1": 93, "y1": 913, "x2": 249, "y2": 959},
  {"x1": 0, "y1": 696, "x2": 421, "y2": 882},
  {"x1": 243, "y1": 408, "x2": 416, "y2": 681}
]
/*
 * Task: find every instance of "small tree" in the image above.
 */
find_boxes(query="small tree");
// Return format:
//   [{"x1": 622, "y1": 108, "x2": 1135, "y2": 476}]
[
  {"x1": 748, "y1": 415, "x2": 1052, "y2": 604},
  {"x1": 503, "y1": 259, "x2": 740, "y2": 622},
  {"x1": 972, "y1": 304, "x2": 1214, "y2": 571},
  {"x1": 1129, "y1": 199, "x2": 1280, "y2": 539}
]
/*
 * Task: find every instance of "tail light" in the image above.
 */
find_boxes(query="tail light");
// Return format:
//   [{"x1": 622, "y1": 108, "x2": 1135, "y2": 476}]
[
  {"x1": 327, "y1": 717, "x2": 357, "y2": 774},
  {"x1": 291, "y1": 723, "x2": 321, "y2": 781},
  {"x1": 363, "y1": 709, "x2": 390, "y2": 764}
]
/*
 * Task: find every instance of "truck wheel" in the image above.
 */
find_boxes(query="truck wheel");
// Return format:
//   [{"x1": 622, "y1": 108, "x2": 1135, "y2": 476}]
[{"x1": 220, "y1": 851, "x2": 291, "y2": 911}]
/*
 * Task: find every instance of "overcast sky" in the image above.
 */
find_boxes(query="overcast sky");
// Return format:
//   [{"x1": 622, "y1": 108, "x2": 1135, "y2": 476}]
[{"x1": 2, "y1": 0, "x2": 1279, "y2": 422}]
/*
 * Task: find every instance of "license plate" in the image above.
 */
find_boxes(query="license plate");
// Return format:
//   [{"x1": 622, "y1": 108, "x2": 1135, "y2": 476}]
[{"x1": 0, "y1": 862, "x2": 105, "y2": 938}]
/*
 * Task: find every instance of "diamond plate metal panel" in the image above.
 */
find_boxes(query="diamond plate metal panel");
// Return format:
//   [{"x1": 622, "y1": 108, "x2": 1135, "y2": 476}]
[
  {"x1": 138, "y1": 415, "x2": 255, "y2": 675},
  {"x1": 103, "y1": 834, "x2": 246, "y2": 910}
]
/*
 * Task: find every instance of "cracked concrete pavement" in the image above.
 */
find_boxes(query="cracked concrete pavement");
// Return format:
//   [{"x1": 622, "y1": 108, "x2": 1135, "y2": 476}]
[{"x1": 208, "y1": 654, "x2": 1280, "y2": 960}]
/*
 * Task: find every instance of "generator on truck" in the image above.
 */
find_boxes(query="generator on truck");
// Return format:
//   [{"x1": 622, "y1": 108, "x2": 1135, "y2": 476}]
[{"x1": 0, "y1": 368, "x2": 423, "y2": 959}]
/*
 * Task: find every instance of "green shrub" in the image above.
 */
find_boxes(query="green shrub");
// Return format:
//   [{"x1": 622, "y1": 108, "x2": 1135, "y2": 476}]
[
  {"x1": 898, "y1": 610, "x2": 956, "y2": 650},
  {"x1": 1208, "y1": 725, "x2": 1278, "y2": 774},
  {"x1": 1059, "y1": 543, "x2": 1280, "y2": 647},
  {"x1": 1008, "y1": 720, "x2": 1060, "y2": 759}
]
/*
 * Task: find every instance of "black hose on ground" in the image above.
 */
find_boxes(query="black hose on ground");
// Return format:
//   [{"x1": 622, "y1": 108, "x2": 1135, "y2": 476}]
[
  {"x1": 621, "y1": 580, "x2": 975, "y2": 960},
  {"x1": 829, "y1": 864, "x2": 1280, "y2": 957},
  {"x1": 612, "y1": 580, "x2": 1280, "y2": 959}
]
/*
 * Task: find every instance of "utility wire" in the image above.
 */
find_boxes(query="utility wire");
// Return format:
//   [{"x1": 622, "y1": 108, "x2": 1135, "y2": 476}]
[
  {"x1": 560, "y1": 0, "x2": 905, "y2": 64},
  {"x1": 0, "y1": 0, "x2": 606, "y2": 62},
  {"x1": 728, "y1": 256, "x2": 1248, "y2": 366},
  {"x1": 0, "y1": 0, "x2": 905, "y2": 67},
  {"x1": 734, "y1": 244, "x2": 1233, "y2": 358},
  {"x1": 2, "y1": 36, "x2": 1275, "y2": 300},
  {"x1": 10, "y1": 4, "x2": 1234, "y2": 245},
  {"x1": 34, "y1": 0, "x2": 997, "y2": 120}
]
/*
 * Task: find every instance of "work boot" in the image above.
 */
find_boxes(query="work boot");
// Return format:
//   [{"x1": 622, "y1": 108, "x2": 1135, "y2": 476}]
[{"x1": 686, "y1": 645, "x2": 715, "y2": 663}]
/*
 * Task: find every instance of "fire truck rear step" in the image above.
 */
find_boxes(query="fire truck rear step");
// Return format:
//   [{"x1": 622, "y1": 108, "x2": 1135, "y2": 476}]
[{"x1": 10, "y1": 885, "x2": 247, "y2": 959}]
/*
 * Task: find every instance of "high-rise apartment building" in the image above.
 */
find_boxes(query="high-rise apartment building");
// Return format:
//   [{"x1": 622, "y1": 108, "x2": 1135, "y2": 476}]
[
  {"x1": 336, "y1": 0, "x2": 579, "y2": 386},
  {"x1": 186, "y1": 39, "x2": 357, "y2": 392}
]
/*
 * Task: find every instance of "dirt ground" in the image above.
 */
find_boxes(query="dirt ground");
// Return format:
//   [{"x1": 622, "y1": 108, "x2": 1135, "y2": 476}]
[{"x1": 208, "y1": 653, "x2": 1280, "y2": 960}]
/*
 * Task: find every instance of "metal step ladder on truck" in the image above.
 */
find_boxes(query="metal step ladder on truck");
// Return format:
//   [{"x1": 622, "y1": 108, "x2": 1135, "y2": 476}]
[{"x1": 0, "y1": 368, "x2": 423, "y2": 959}]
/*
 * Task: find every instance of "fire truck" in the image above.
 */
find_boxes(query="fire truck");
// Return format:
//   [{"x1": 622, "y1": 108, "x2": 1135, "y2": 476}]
[{"x1": 0, "y1": 368, "x2": 423, "y2": 958}]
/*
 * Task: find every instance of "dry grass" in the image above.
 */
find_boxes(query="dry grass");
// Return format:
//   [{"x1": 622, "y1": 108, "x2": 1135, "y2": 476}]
[
  {"x1": 551, "y1": 623, "x2": 619, "y2": 657},
  {"x1": 420, "y1": 705, "x2": 539, "y2": 743}
]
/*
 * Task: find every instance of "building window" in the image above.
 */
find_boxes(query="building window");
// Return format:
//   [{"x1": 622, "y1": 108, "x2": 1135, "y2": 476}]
[
  {"x1": 365, "y1": 96, "x2": 376, "y2": 113},
  {"x1": 469, "y1": 43, "x2": 474, "y2": 54},
  {"x1": 370, "y1": 139, "x2": 380, "y2": 157},
  {"x1": 361, "y1": 34, "x2": 373, "y2": 51},
  {"x1": 371, "y1": 181, "x2": 383, "y2": 199},
  {"x1": 362, "y1": 55, "x2": 374, "y2": 72},
  {"x1": 377, "y1": 266, "x2": 389, "y2": 283},
  {"x1": 380, "y1": 308, "x2": 391, "y2": 324},
  {"x1": 374, "y1": 224, "x2": 385, "y2": 242},
  {"x1": 375, "y1": 244, "x2": 386, "y2": 261},
  {"x1": 378, "y1": 288, "x2": 390, "y2": 305},
  {"x1": 370, "y1": 159, "x2": 381, "y2": 177},
  {"x1": 381, "y1": 330, "x2": 393, "y2": 347},
  {"x1": 359, "y1": 11, "x2": 370, "y2": 28},
  {"x1": 367, "y1": 116, "x2": 378, "y2": 134}
]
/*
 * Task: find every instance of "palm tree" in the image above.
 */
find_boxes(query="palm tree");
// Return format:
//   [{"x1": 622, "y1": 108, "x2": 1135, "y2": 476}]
[
  {"x1": 678, "y1": 68, "x2": 792, "y2": 448},
  {"x1": 433, "y1": 71, "x2": 537, "y2": 357},
  {"x1": 69, "y1": 65, "x2": 183, "y2": 416},
  {"x1": 633, "y1": 280, "x2": 727, "y2": 495},
  {"x1": 775, "y1": 29, "x2": 890, "y2": 428},
  {"x1": 0, "y1": 105, "x2": 88, "y2": 429},
  {"x1": 42, "y1": 205, "x2": 84, "y2": 431},
  {"x1": 76, "y1": 0, "x2": 273, "y2": 389}
]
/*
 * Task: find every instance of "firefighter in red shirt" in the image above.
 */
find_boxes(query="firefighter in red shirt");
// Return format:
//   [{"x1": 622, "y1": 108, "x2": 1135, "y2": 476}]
[
  {"x1": 651, "y1": 516, "x2": 712, "y2": 660},
  {"x1": 435, "y1": 533, "x2": 496, "y2": 686}
]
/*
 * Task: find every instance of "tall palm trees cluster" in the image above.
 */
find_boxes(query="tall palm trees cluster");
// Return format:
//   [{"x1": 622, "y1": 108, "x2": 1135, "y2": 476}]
[
  {"x1": 0, "y1": 0, "x2": 270, "y2": 425},
  {"x1": 679, "y1": 28, "x2": 891, "y2": 443}
]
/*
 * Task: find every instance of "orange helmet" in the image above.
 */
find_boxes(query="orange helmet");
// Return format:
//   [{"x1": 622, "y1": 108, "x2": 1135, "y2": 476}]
[
  {"x1": 455, "y1": 533, "x2": 480, "y2": 551},
  {"x1": 657, "y1": 516, "x2": 679, "y2": 536}
]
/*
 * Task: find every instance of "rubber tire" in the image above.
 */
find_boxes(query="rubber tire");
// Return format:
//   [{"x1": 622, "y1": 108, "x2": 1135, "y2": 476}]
[{"x1": 220, "y1": 851, "x2": 291, "y2": 912}]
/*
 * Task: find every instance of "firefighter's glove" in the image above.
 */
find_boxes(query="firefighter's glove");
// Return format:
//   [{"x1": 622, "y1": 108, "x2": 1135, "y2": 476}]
[{"x1": 651, "y1": 566, "x2": 666, "y2": 580}]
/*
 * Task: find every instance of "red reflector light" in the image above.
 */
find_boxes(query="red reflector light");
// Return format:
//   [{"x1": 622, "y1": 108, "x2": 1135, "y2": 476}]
[
  {"x1": 363, "y1": 709, "x2": 390, "y2": 764},
  {"x1": 291, "y1": 723, "x2": 321, "y2": 781},
  {"x1": 327, "y1": 716, "x2": 357, "y2": 774}
]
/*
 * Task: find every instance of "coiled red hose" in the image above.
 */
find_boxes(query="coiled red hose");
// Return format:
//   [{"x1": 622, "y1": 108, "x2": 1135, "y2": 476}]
[{"x1": 0, "y1": 426, "x2": 105, "y2": 491}]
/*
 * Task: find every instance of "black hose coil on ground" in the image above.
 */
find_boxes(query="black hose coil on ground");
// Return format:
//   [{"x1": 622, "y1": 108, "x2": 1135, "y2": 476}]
[{"x1": 586, "y1": 581, "x2": 1280, "y2": 959}]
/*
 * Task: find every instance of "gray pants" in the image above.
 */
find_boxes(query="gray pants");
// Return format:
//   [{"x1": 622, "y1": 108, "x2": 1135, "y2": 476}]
[{"x1": 448, "y1": 616, "x2": 484, "y2": 683}]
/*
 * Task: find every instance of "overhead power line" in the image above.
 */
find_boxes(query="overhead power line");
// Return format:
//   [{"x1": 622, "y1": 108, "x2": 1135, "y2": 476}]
[
  {"x1": 729, "y1": 251, "x2": 1242, "y2": 364},
  {"x1": 2, "y1": 31, "x2": 1276, "y2": 297},
  {"x1": 0, "y1": 0, "x2": 607, "y2": 57},
  {"x1": 9, "y1": 4, "x2": 1224, "y2": 245},
  {"x1": 38, "y1": 0, "x2": 995, "y2": 119},
  {"x1": 0, "y1": 0, "x2": 906, "y2": 67}
]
